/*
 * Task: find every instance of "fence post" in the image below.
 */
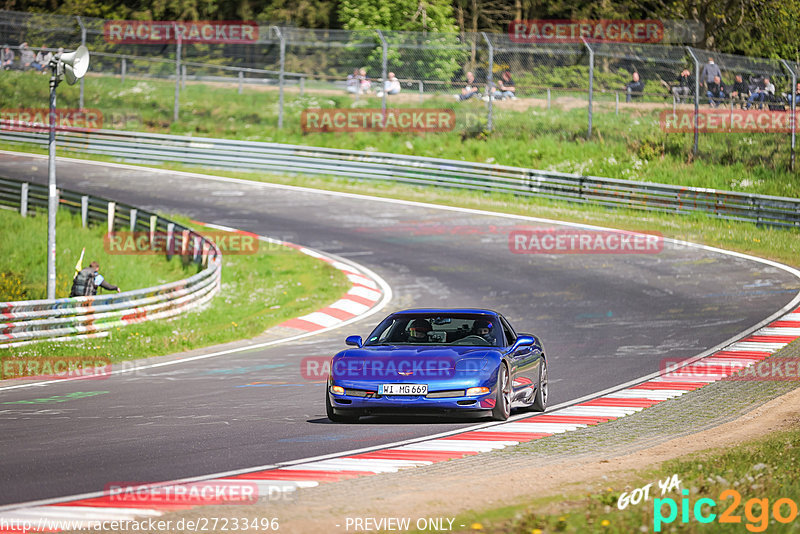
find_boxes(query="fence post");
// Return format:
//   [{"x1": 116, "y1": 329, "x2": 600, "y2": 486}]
[
  {"x1": 300, "y1": 76, "x2": 305, "y2": 96},
  {"x1": 173, "y1": 23, "x2": 182, "y2": 124},
  {"x1": 121, "y1": 57, "x2": 126, "y2": 84},
  {"x1": 377, "y1": 30, "x2": 388, "y2": 116},
  {"x1": 482, "y1": 32, "x2": 494, "y2": 131},
  {"x1": 274, "y1": 27, "x2": 286, "y2": 129},
  {"x1": 687, "y1": 47, "x2": 700, "y2": 156},
  {"x1": 129, "y1": 208, "x2": 137, "y2": 231},
  {"x1": 81, "y1": 195, "x2": 88, "y2": 227},
  {"x1": 107, "y1": 202, "x2": 116, "y2": 233},
  {"x1": 547, "y1": 88, "x2": 551, "y2": 110},
  {"x1": 418, "y1": 80, "x2": 423, "y2": 103},
  {"x1": 166, "y1": 222, "x2": 175, "y2": 258},
  {"x1": 583, "y1": 38, "x2": 593, "y2": 139},
  {"x1": 781, "y1": 59, "x2": 796, "y2": 172},
  {"x1": 238, "y1": 70, "x2": 243, "y2": 94},
  {"x1": 76, "y1": 16, "x2": 86, "y2": 109},
  {"x1": 20, "y1": 183, "x2": 28, "y2": 217}
]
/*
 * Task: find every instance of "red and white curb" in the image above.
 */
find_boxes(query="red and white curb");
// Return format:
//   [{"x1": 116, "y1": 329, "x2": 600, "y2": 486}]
[
  {"x1": 194, "y1": 222, "x2": 384, "y2": 333},
  {"x1": 2, "y1": 306, "x2": 797, "y2": 531}
]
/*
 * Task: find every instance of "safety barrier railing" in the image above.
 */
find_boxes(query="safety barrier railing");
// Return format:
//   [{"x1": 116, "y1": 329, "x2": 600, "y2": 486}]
[
  {"x1": 0, "y1": 176, "x2": 222, "y2": 348},
  {"x1": 1, "y1": 127, "x2": 799, "y2": 228}
]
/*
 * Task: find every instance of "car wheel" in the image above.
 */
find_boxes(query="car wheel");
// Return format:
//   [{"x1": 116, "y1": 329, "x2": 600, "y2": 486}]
[
  {"x1": 326, "y1": 392, "x2": 360, "y2": 423},
  {"x1": 491, "y1": 364, "x2": 511, "y2": 421},
  {"x1": 531, "y1": 359, "x2": 548, "y2": 412}
]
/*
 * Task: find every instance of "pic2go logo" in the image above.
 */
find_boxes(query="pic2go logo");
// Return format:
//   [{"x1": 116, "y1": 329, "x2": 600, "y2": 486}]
[{"x1": 654, "y1": 489, "x2": 799, "y2": 532}]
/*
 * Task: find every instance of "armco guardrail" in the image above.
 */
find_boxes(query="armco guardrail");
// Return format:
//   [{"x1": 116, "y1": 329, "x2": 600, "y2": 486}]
[
  {"x1": 1, "y1": 128, "x2": 799, "y2": 228},
  {"x1": 0, "y1": 177, "x2": 222, "y2": 349}
]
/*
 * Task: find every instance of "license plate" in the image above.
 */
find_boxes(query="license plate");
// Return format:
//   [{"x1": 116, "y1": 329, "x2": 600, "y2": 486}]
[{"x1": 379, "y1": 383, "x2": 428, "y2": 395}]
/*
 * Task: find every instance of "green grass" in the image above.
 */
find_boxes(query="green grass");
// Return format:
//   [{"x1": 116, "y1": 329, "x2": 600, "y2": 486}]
[
  {"x1": 2, "y1": 70, "x2": 798, "y2": 198},
  {"x1": 0, "y1": 207, "x2": 193, "y2": 301},
  {"x1": 0, "y1": 210, "x2": 350, "y2": 363},
  {"x1": 443, "y1": 427, "x2": 800, "y2": 533}
]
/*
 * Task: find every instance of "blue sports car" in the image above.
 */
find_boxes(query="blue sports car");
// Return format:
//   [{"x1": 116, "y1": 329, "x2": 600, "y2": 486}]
[{"x1": 325, "y1": 309, "x2": 548, "y2": 422}]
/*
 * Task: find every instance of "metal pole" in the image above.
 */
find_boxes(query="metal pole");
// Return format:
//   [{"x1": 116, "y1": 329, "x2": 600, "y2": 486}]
[
  {"x1": 20, "y1": 183, "x2": 28, "y2": 217},
  {"x1": 377, "y1": 30, "x2": 388, "y2": 116},
  {"x1": 275, "y1": 27, "x2": 285, "y2": 129},
  {"x1": 173, "y1": 24, "x2": 181, "y2": 123},
  {"x1": 687, "y1": 47, "x2": 700, "y2": 156},
  {"x1": 419, "y1": 80, "x2": 423, "y2": 103},
  {"x1": 238, "y1": 70, "x2": 243, "y2": 94},
  {"x1": 121, "y1": 57, "x2": 126, "y2": 84},
  {"x1": 583, "y1": 38, "x2": 593, "y2": 139},
  {"x1": 47, "y1": 69, "x2": 59, "y2": 300},
  {"x1": 781, "y1": 59, "x2": 796, "y2": 172},
  {"x1": 77, "y1": 16, "x2": 86, "y2": 109},
  {"x1": 482, "y1": 32, "x2": 494, "y2": 131}
]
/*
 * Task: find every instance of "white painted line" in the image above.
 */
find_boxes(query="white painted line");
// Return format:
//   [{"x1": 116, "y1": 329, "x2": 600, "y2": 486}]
[
  {"x1": 782, "y1": 313, "x2": 800, "y2": 321},
  {"x1": 480, "y1": 422, "x2": 586, "y2": 433},
  {"x1": 346, "y1": 274, "x2": 379, "y2": 289},
  {"x1": 555, "y1": 406, "x2": 643, "y2": 417},
  {"x1": 216, "y1": 479, "x2": 318, "y2": 490},
  {"x1": 725, "y1": 342, "x2": 787, "y2": 352},
  {"x1": 608, "y1": 389, "x2": 687, "y2": 400},
  {"x1": 397, "y1": 441, "x2": 515, "y2": 451},
  {"x1": 280, "y1": 463, "x2": 398, "y2": 474},
  {"x1": 756, "y1": 327, "x2": 800, "y2": 336},
  {"x1": 347, "y1": 285, "x2": 381, "y2": 301}
]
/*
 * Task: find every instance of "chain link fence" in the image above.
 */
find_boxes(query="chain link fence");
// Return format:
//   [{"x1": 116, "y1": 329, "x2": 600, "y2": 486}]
[{"x1": 0, "y1": 9, "x2": 796, "y2": 172}]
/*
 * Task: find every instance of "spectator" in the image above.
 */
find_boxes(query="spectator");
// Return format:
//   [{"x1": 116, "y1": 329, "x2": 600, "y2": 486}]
[
  {"x1": 784, "y1": 82, "x2": 800, "y2": 108},
  {"x1": 69, "y1": 261, "x2": 120, "y2": 297},
  {"x1": 358, "y1": 68, "x2": 371, "y2": 94},
  {"x1": 381, "y1": 72, "x2": 401, "y2": 96},
  {"x1": 496, "y1": 70, "x2": 516, "y2": 100},
  {"x1": 457, "y1": 71, "x2": 479, "y2": 101},
  {"x1": 706, "y1": 75, "x2": 726, "y2": 107},
  {"x1": 745, "y1": 77, "x2": 775, "y2": 109},
  {"x1": 346, "y1": 68, "x2": 360, "y2": 94},
  {"x1": 729, "y1": 74, "x2": 749, "y2": 109},
  {"x1": 625, "y1": 71, "x2": 645, "y2": 102},
  {"x1": 1, "y1": 44, "x2": 14, "y2": 70},
  {"x1": 671, "y1": 68, "x2": 694, "y2": 103},
  {"x1": 34, "y1": 46, "x2": 51, "y2": 72},
  {"x1": 19, "y1": 42, "x2": 34, "y2": 70},
  {"x1": 700, "y1": 57, "x2": 722, "y2": 92}
]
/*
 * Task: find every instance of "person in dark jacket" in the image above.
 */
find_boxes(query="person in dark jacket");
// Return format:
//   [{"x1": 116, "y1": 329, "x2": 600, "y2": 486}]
[
  {"x1": 729, "y1": 74, "x2": 750, "y2": 109},
  {"x1": 625, "y1": 71, "x2": 645, "y2": 102},
  {"x1": 672, "y1": 68, "x2": 694, "y2": 103},
  {"x1": 70, "y1": 261, "x2": 120, "y2": 297},
  {"x1": 706, "y1": 75, "x2": 726, "y2": 107}
]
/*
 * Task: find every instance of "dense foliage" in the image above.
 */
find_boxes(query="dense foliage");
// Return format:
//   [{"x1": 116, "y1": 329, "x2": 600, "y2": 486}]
[{"x1": 3, "y1": 0, "x2": 798, "y2": 60}]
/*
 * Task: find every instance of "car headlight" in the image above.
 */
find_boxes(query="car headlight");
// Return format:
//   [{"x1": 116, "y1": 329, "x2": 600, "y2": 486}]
[
  {"x1": 330, "y1": 385, "x2": 345, "y2": 395},
  {"x1": 466, "y1": 386, "x2": 490, "y2": 396}
]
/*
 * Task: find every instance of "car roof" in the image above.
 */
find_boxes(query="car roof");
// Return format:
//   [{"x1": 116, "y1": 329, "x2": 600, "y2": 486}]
[{"x1": 390, "y1": 308, "x2": 499, "y2": 317}]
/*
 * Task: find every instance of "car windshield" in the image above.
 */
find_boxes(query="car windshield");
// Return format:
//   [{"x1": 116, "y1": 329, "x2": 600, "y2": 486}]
[{"x1": 364, "y1": 314, "x2": 502, "y2": 347}]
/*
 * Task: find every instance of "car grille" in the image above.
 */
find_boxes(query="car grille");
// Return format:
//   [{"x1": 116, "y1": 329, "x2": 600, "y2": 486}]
[{"x1": 425, "y1": 390, "x2": 466, "y2": 398}]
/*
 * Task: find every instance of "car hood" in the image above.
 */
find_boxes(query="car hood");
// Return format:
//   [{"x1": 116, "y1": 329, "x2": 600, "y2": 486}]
[{"x1": 332, "y1": 346, "x2": 497, "y2": 380}]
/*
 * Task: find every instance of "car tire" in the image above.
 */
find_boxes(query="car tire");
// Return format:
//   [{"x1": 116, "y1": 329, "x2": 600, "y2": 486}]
[
  {"x1": 531, "y1": 359, "x2": 548, "y2": 412},
  {"x1": 491, "y1": 364, "x2": 511, "y2": 421},
  {"x1": 326, "y1": 392, "x2": 360, "y2": 423}
]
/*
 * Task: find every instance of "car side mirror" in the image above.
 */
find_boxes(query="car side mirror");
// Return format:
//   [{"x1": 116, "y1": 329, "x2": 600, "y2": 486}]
[
  {"x1": 513, "y1": 335, "x2": 535, "y2": 349},
  {"x1": 345, "y1": 335, "x2": 363, "y2": 348}
]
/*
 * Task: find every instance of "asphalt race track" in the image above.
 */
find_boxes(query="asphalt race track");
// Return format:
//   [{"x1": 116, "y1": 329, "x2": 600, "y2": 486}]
[{"x1": 0, "y1": 152, "x2": 797, "y2": 506}]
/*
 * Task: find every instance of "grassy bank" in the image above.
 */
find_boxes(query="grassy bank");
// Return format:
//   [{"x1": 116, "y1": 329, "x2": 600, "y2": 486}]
[
  {"x1": 0, "y1": 210, "x2": 350, "y2": 363},
  {"x1": 1, "y1": 71, "x2": 797, "y2": 198},
  {"x1": 448, "y1": 425, "x2": 800, "y2": 533}
]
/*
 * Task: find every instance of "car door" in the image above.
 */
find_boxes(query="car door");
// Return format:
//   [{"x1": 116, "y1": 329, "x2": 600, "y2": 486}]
[{"x1": 500, "y1": 315, "x2": 541, "y2": 402}]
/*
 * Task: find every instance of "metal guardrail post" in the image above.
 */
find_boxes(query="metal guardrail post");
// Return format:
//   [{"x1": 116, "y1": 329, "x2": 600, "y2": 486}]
[
  {"x1": 81, "y1": 195, "x2": 88, "y2": 227},
  {"x1": 377, "y1": 30, "x2": 388, "y2": 116},
  {"x1": 482, "y1": 32, "x2": 494, "y2": 131},
  {"x1": 547, "y1": 88, "x2": 551, "y2": 110},
  {"x1": 166, "y1": 222, "x2": 175, "y2": 258},
  {"x1": 129, "y1": 208, "x2": 137, "y2": 231},
  {"x1": 173, "y1": 24, "x2": 181, "y2": 124},
  {"x1": 238, "y1": 70, "x2": 243, "y2": 95},
  {"x1": 781, "y1": 60, "x2": 796, "y2": 172},
  {"x1": 274, "y1": 27, "x2": 286, "y2": 129},
  {"x1": 20, "y1": 183, "x2": 28, "y2": 217},
  {"x1": 687, "y1": 47, "x2": 700, "y2": 156},
  {"x1": 46, "y1": 70, "x2": 58, "y2": 300},
  {"x1": 583, "y1": 38, "x2": 593, "y2": 139},
  {"x1": 121, "y1": 57, "x2": 126, "y2": 84},
  {"x1": 107, "y1": 201, "x2": 115, "y2": 233},
  {"x1": 77, "y1": 16, "x2": 86, "y2": 109}
]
